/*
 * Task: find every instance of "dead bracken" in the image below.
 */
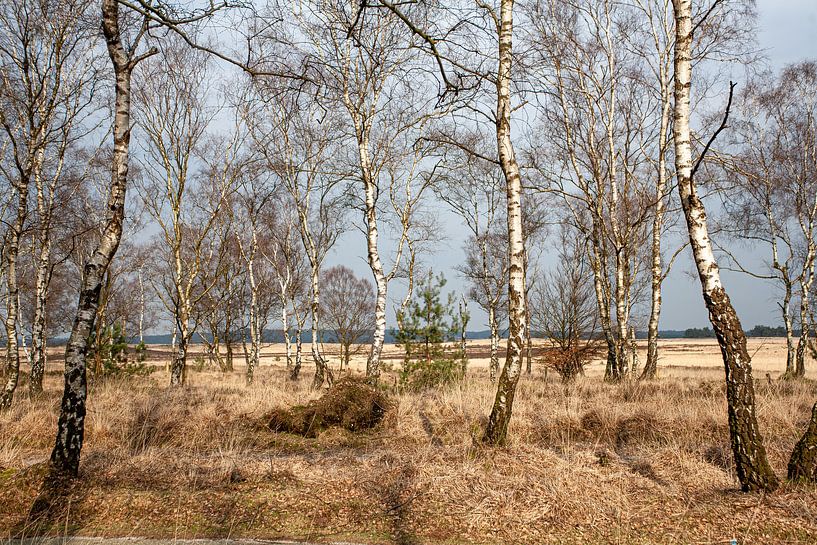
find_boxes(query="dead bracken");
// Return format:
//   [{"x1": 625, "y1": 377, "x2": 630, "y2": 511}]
[{"x1": 266, "y1": 377, "x2": 394, "y2": 437}]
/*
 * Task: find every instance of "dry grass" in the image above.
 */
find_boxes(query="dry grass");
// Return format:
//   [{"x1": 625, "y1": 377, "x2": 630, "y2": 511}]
[{"x1": 1, "y1": 339, "x2": 817, "y2": 544}]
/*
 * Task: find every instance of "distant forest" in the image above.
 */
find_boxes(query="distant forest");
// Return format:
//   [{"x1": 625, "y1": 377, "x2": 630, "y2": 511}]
[{"x1": 682, "y1": 325, "x2": 793, "y2": 339}]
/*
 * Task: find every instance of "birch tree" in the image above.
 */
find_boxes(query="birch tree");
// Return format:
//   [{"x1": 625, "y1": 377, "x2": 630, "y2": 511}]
[
  {"x1": 0, "y1": 0, "x2": 98, "y2": 407},
  {"x1": 355, "y1": 0, "x2": 530, "y2": 442},
  {"x1": 260, "y1": 200, "x2": 309, "y2": 379},
  {"x1": 481, "y1": 0, "x2": 528, "y2": 445},
  {"x1": 527, "y1": 0, "x2": 654, "y2": 381},
  {"x1": 633, "y1": 0, "x2": 757, "y2": 379},
  {"x1": 246, "y1": 82, "x2": 344, "y2": 389},
  {"x1": 628, "y1": 0, "x2": 677, "y2": 380},
  {"x1": 57, "y1": 153, "x2": 148, "y2": 374},
  {"x1": 48, "y1": 0, "x2": 232, "y2": 476},
  {"x1": 135, "y1": 44, "x2": 242, "y2": 385},
  {"x1": 670, "y1": 0, "x2": 778, "y2": 492},
  {"x1": 288, "y1": 0, "x2": 444, "y2": 382},
  {"x1": 235, "y1": 162, "x2": 277, "y2": 383},
  {"x1": 195, "y1": 225, "x2": 243, "y2": 373},
  {"x1": 48, "y1": 0, "x2": 157, "y2": 475},
  {"x1": 719, "y1": 62, "x2": 817, "y2": 379}
]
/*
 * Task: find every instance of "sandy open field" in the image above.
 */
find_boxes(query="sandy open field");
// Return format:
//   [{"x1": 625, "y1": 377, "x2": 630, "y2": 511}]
[
  {"x1": 172, "y1": 336, "x2": 817, "y2": 381},
  {"x1": 2, "y1": 337, "x2": 816, "y2": 544}
]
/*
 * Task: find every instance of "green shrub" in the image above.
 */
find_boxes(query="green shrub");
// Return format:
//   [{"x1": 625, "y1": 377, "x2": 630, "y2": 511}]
[
  {"x1": 192, "y1": 354, "x2": 207, "y2": 372},
  {"x1": 89, "y1": 322, "x2": 150, "y2": 377},
  {"x1": 396, "y1": 271, "x2": 465, "y2": 391},
  {"x1": 400, "y1": 356, "x2": 463, "y2": 392},
  {"x1": 134, "y1": 340, "x2": 148, "y2": 362}
]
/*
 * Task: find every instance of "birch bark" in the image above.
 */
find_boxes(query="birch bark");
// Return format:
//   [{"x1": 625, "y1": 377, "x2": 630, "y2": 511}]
[
  {"x1": 671, "y1": 0, "x2": 778, "y2": 492},
  {"x1": 643, "y1": 73, "x2": 672, "y2": 380},
  {"x1": 483, "y1": 0, "x2": 527, "y2": 445},
  {"x1": 0, "y1": 182, "x2": 26, "y2": 409},
  {"x1": 50, "y1": 0, "x2": 147, "y2": 475}
]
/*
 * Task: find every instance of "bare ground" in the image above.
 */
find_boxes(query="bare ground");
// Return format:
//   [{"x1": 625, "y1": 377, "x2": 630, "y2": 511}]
[{"x1": 1, "y1": 338, "x2": 816, "y2": 544}]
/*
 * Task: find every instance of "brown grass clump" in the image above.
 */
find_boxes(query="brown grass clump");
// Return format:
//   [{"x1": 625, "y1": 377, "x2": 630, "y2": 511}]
[
  {"x1": 614, "y1": 411, "x2": 664, "y2": 450},
  {"x1": 267, "y1": 376, "x2": 394, "y2": 437}
]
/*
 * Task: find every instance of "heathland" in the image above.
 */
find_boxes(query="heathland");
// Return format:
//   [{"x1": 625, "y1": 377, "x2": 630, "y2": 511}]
[{"x1": 2, "y1": 338, "x2": 816, "y2": 544}]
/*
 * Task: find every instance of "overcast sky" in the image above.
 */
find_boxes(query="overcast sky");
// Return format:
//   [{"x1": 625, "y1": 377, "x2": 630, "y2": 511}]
[{"x1": 316, "y1": 1, "x2": 817, "y2": 332}]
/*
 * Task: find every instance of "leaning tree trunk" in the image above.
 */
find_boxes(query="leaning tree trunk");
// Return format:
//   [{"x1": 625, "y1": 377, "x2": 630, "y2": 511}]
[
  {"x1": 671, "y1": 0, "x2": 778, "y2": 492},
  {"x1": 483, "y1": 0, "x2": 527, "y2": 446},
  {"x1": 49, "y1": 0, "x2": 134, "y2": 476}
]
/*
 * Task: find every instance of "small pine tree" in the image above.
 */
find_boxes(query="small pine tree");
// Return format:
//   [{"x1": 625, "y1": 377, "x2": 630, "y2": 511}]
[
  {"x1": 89, "y1": 322, "x2": 149, "y2": 377},
  {"x1": 396, "y1": 272, "x2": 465, "y2": 391},
  {"x1": 134, "y1": 340, "x2": 148, "y2": 362}
]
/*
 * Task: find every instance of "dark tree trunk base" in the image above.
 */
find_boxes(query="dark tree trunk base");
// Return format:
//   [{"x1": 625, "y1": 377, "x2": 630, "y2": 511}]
[
  {"x1": 706, "y1": 287, "x2": 780, "y2": 492},
  {"x1": 788, "y1": 403, "x2": 817, "y2": 483}
]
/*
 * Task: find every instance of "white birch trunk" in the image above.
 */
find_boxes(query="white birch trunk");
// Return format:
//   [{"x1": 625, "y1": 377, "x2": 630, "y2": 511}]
[
  {"x1": 489, "y1": 305, "x2": 499, "y2": 381},
  {"x1": 643, "y1": 74, "x2": 672, "y2": 380},
  {"x1": 483, "y1": 0, "x2": 527, "y2": 445},
  {"x1": 246, "y1": 231, "x2": 260, "y2": 384},
  {"x1": 360, "y1": 143, "x2": 389, "y2": 381},
  {"x1": 29, "y1": 148, "x2": 57, "y2": 397},
  {"x1": 795, "y1": 222, "x2": 817, "y2": 377},
  {"x1": 169, "y1": 303, "x2": 190, "y2": 385},
  {"x1": 281, "y1": 303, "x2": 292, "y2": 371},
  {"x1": 0, "y1": 189, "x2": 25, "y2": 409},
  {"x1": 309, "y1": 267, "x2": 333, "y2": 388},
  {"x1": 29, "y1": 233, "x2": 50, "y2": 397},
  {"x1": 671, "y1": 0, "x2": 778, "y2": 492},
  {"x1": 782, "y1": 286, "x2": 795, "y2": 375},
  {"x1": 796, "y1": 272, "x2": 813, "y2": 377},
  {"x1": 294, "y1": 327, "x2": 303, "y2": 379},
  {"x1": 590, "y1": 234, "x2": 618, "y2": 378}
]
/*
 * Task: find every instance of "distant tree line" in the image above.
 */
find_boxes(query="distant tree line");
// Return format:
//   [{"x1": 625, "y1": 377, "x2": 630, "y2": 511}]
[{"x1": 684, "y1": 325, "x2": 798, "y2": 338}]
